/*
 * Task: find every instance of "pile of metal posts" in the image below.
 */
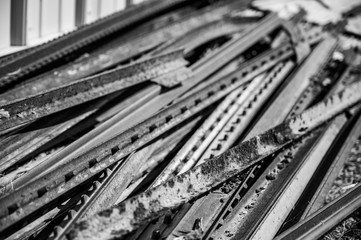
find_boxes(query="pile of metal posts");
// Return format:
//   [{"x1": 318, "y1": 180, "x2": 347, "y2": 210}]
[{"x1": 0, "y1": 1, "x2": 361, "y2": 239}]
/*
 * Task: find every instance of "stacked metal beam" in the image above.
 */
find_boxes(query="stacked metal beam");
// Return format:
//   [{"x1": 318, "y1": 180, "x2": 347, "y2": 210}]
[{"x1": 0, "y1": 1, "x2": 361, "y2": 240}]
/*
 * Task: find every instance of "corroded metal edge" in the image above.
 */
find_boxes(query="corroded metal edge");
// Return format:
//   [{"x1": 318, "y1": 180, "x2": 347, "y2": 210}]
[
  {"x1": 67, "y1": 80, "x2": 361, "y2": 240},
  {"x1": 0, "y1": 50, "x2": 187, "y2": 132},
  {"x1": 0, "y1": 43, "x2": 293, "y2": 236}
]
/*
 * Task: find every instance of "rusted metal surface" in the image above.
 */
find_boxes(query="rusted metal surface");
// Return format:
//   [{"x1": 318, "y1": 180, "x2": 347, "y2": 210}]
[
  {"x1": 299, "y1": 60, "x2": 361, "y2": 218},
  {"x1": 12, "y1": 85, "x2": 161, "y2": 190},
  {"x1": 200, "y1": 61, "x2": 294, "y2": 163},
  {"x1": 0, "y1": 0, "x2": 244, "y2": 104},
  {"x1": 275, "y1": 183, "x2": 361, "y2": 240},
  {"x1": 145, "y1": 47, "x2": 345, "y2": 238},
  {"x1": 0, "y1": 90, "x2": 125, "y2": 176},
  {"x1": 190, "y1": 12, "x2": 300, "y2": 81},
  {"x1": 65, "y1": 81, "x2": 361, "y2": 239},
  {"x1": 46, "y1": 115, "x2": 203, "y2": 240},
  {"x1": 0, "y1": 50, "x2": 189, "y2": 133},
  {"x1": 206, "y1": 50, "x2": 360, "y2": 240},
  {"x1": 0, "y1": 42, "x2": 293, "y2": 238},
  {"x1": 178, "y1": 43, "x2": 337, "y2": 236},
  {"x1": 247, "y1": 36, "x2": 338, "y2": 138},
  {"x1": 212, "y1": 115, "x2": 347, "y2": 240},
  {"x1": 152, "y1": 83, "x2": 251, "y2": 187},
  {"x1": 160, "y1": 61, "x2": 294, "y2": 240},
  {"x1": 153, "y1": 18, "x2": 257, "y2": 55},
  {"x1": 161, "y1": 62, "x2": 292, "y2": 240},
  {"x1": 1, "y1": 5, "x2": 356, "y2": 239},
  {"x1": 114, "y1": 61, "x2": 294, "y2": 240},
  {"x1": 0, "y1": 0, "x2": 197, "y2": 89},
  {"x1": 301, "y1": 110, "x2": 361, "y2": 219}
]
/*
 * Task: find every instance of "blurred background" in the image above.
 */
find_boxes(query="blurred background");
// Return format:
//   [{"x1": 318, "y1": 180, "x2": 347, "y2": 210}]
[{"x1": 0, "y1": 0, "x2": 148, "y2": 56}]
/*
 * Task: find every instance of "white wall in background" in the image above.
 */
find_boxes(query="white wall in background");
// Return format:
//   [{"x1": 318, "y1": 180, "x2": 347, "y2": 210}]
[
  {"x1": 114, "y1": 0, "x2": 126, "y2": 11},
  {"x1": 60, "y1": 0, "x2": 76, "y2": 32},
  {"x1": 0, "y1": 0, "x2": 11, "y2": 49},
  {"x1": 133, "y1": 0, "x2": 146, "y2": 4},
  {"x1": 99, "y1": 0, "x2": 114, "y2": 18},
  {"x1": 85, "y1": 0, "x2": 99, "y2": 24},
  {"x1": 27, "y1": 0, "x2": 41, "y2": 42},
  {"x1": 40, "y1": 0, "x2": 60, "y2": 37}
]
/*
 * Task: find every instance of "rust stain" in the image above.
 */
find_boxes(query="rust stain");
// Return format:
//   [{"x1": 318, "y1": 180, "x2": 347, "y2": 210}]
[{"x1": 133, "y1": 202, "x2": 147, "y2": 221}]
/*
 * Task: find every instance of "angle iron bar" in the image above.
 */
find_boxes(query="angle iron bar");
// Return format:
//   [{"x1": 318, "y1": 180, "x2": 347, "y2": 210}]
[
  {"x1": 147, "y1": 44, "x2": 294, "y2": 188},
  {"x1": 131, "y1": 77, "x2": 270, "y2": 237},
  {"x1": 30, "y1": 114, "x2": 203, "y2": 240},
  {"x1": 0, "y1": 0, "x2": 197, "y2": 88},
  {"x1": 199, "y1": 41, "x2": 338, "y2": 238},
  {"x1": 301, "y1": 108, "x2": 361, "y2": 219},
  {"x1": 167, "y1": 165, "x2": 261, "y2": 240},
  {"x1": 152, "y1": 18, "x2": 257, "y2": 56},
  {"x1": 198, "y1": 41, "x2": 338, "y2": 238},
  {"x1": 208, "y1": 61, "x2": 351, "y2": 240},
  {"x1": 85, "y1": 117, "x2": 202, "y2": 218},
  {"x1": 207, "y1": 129, "x2": 321, "y2": 239},
  {"x1": 269, "y1": 54, "x2": 361, "y2": 228},
  {"x1": 295, "y1": 56, "x2": 361, "y2": 218},
  {"x1": 274, "y1": 182, "x2": 361, "y2": 240},
  {"x1": 201, "y1": 68, "x2": 325, "y2": 240},
  {"x1": 205, "y1": 53, "x2": 354, "y2": 237},
  {"x1": 178, "y1": 73, "x2": 268, "y2": 173},
  {"x1": 190, "y1": 12, "x2": 305, "y2": 81},
  {"x1": 22, "y1": 34, "x2": 296, "y2": 187},
  {"x1": 246, "y1": 36, "x2": 338, "y2": 139},
  {"x1": 65, "y1": 81, "x2": 361, "y2": 239},
  {"x1": 239, "y1": 115, "x2": 347, "y2": 240},
  {"x1": 0, "y1": 1, "x2": 244, "y2": 104},
  {"x1": 0, "y1": 112, "x2": 92, "y2": 175},
  {"x1": 199, "y1": 61, "x2": 294, "y2": 165},
  {"x1": 19, "y1": 43, "x2": 292, "y2": 198},
  {"x1": 115, "y1": 115, "x2": 207, "y2": 205},
  {"x1": 49, "y1": 115, "x2": 203, "y2": 240},
  {"x1": 0, "y1": 50, "x2": 188, "y2": 133},
  {"x1": 205, "y1": 54, "x2": 352, "y2": 238},
  {"x1": 0, "y1": 91, "x2": 125, "y2": 175},
  {"x1": 166, "y1": 61, "x2": 294, "y2": 239},
  {"x1": 203, "y1": 85, "x2": 312, "y2": 239},
  {"x1": 50, "y1": 152, "x2": 139, "y2": 240},
  {"x1": 0, "y1": 43, "x2": 294, "y2": 236},
  {"x1": 112, "y1": 58, "x2": 297, "y2": 239},
  {"x1": 5, "y1": 208, "x2": 59, "y2": 240},
  {"x1": 12, "y1": 85, "x2": 162, "y2": 190},
  {"x1": 152, "y1": 83, "x2": 251, "y2": 187}
]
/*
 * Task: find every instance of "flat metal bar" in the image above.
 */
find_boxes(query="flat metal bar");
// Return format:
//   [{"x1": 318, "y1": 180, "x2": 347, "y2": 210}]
[
  {"x1": 0, "y1": 1, "x2": 242, "y2": 104},
  {"x1": 175, "y1": 39, "x2": 338, "y2": 238},
  {"x1": 12, "y1": 85, "x2": 161, "y2": 189},
  {"x1": 209, "y1": 50, "x2": 357, "y2": 240},
  {"x1": 49, "y1": 115, "x2": 202, "y2": 240},
  {"x1": 166, "y1": 61, "x2": 294, "y2": 239},
  {"x1": 275, "y1": 183, "x2": 361, "y2": 240},
  {"x1": 0, "y1": 0, "x2": 194, "y2": 88},
  {"x1": 0, "y1": 50, "x2": 188, "y2": 133},
  {"x1": 246, "y1": 36, "x2": 338, "y2": 139},
  {"x1": 152, "y1": 18, "x2": 257, "y2": 56},
  {"x1": 245, "y1": 116, "x2": 347, "y2": 240},
  {"x1": 300, "y1": 62, "x2": 361, "y2": 218},
  {"x1": 152, "y1": 83, "x2": 250, "y2": 187},
  {"x1": 0, "y1": 91, "x2": 124, "y2": 175},
  {"x1": 199, "y1": 61, "x2": 294, "y2": 164},
  {"x1": 0, "y1": 43, "x2": 293, "y2": 238}
]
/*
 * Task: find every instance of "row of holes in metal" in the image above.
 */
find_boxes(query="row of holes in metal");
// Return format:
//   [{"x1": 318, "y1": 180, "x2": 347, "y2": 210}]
[{"x1": 5, "y1": 45, "x2": 292, "y2": 217}]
